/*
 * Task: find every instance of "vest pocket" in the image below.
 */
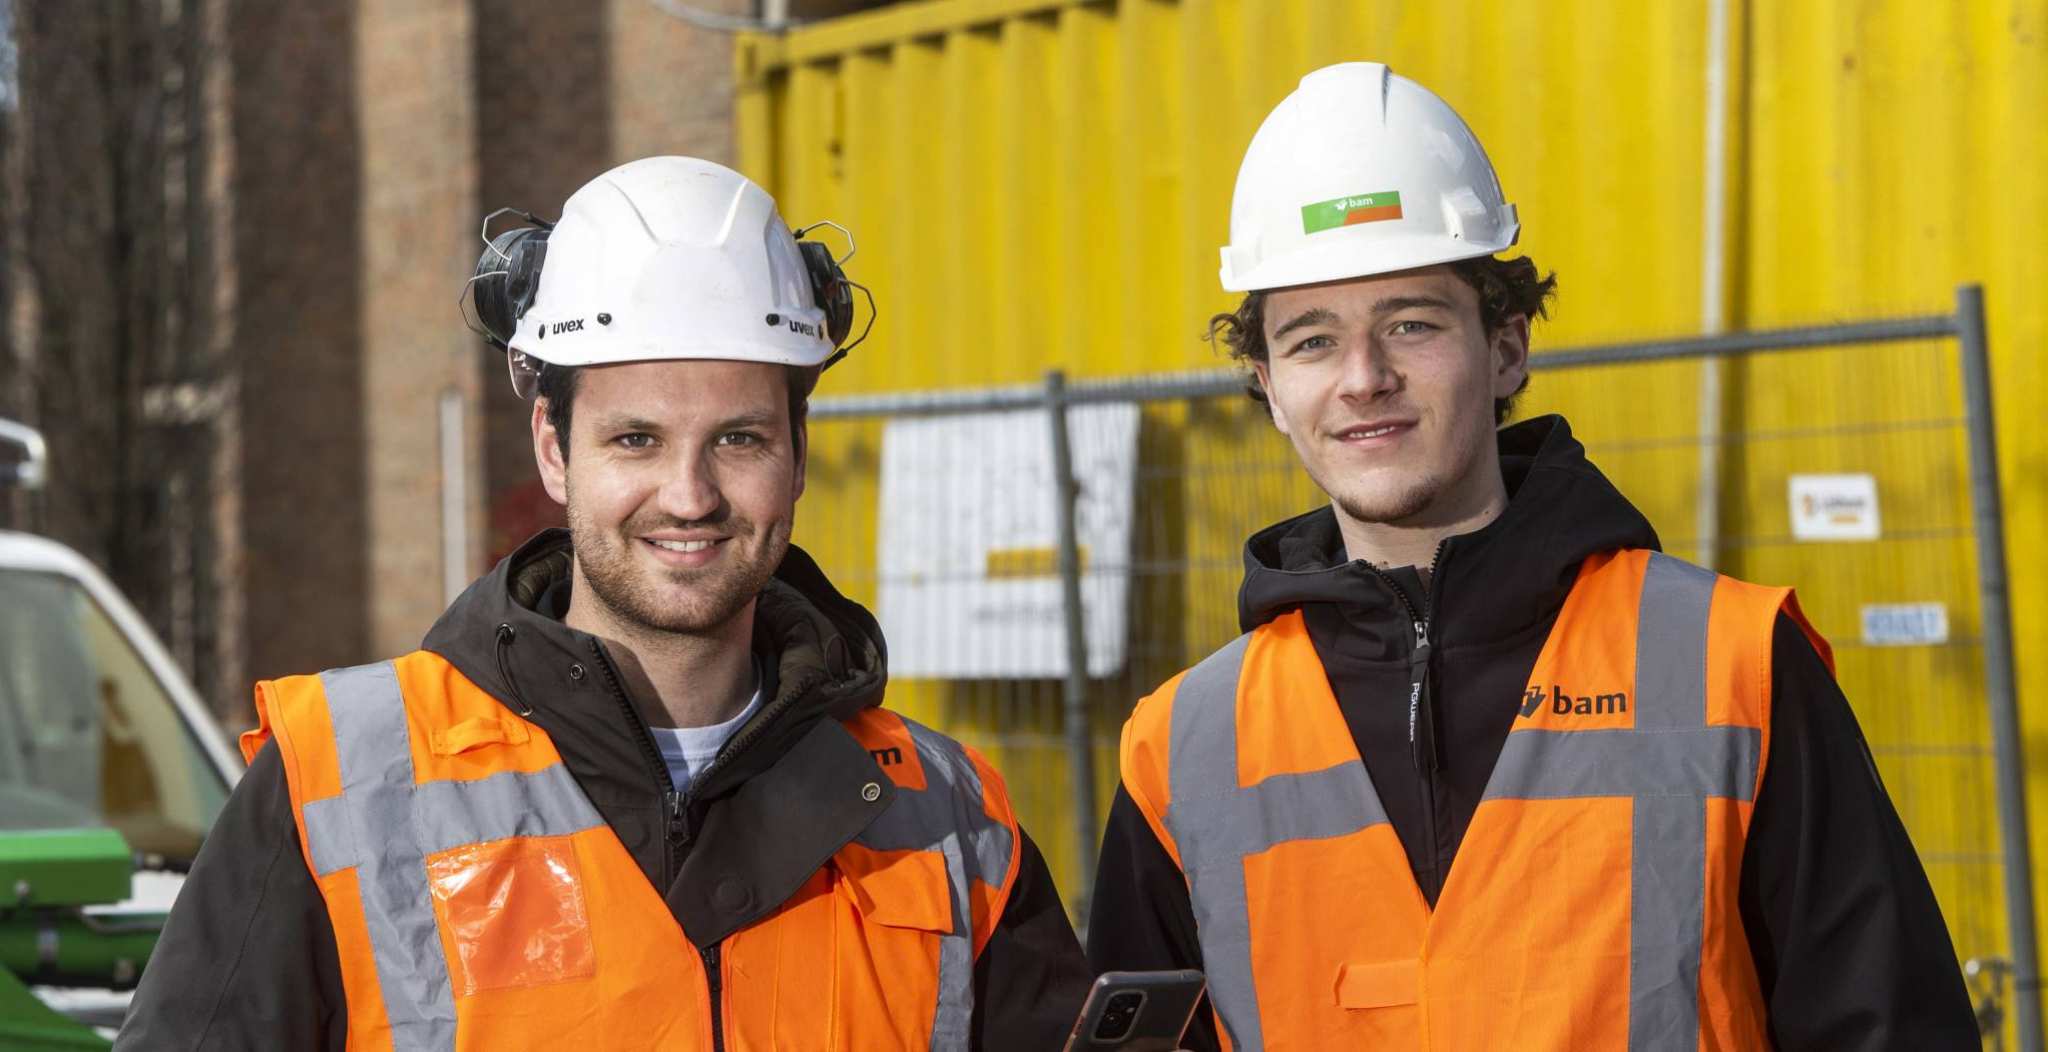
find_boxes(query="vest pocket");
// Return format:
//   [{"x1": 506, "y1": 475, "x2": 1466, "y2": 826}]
[
  {"x1": 425, "y1": 834, "x2": 596, "y2": 995},
  {"x1": 824, "y1": 845, "x2": 952, "y2": 1049},
  {"x1": 835, "y1": 845, "x2": 954, "y2": 934},
  {"x1": 1336, "y1": 959, "x2": 1420, "y2": 1009}
]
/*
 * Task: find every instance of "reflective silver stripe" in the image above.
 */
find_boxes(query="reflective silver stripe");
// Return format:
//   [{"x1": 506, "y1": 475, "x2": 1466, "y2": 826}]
[
  {"x1": 320, "y1": 662, "x2": 456, "y2": 1052},
  {"x1": 854, "y1": 718, "x2": 1014, "y2": 1051},
  {"x1": 1631, "y1": 793, "x2": 1706, "y2": 1050},
  {"x1": 1167, "y1": 634, "x2": 1250, "y2": 800},
  {"x1": 305, "y1": 662, "x2": 606, "y2": 1051},
  {"x1": 410, "y1": 768, "x2": 603, "y2": 857},
  {"x1": 1483, "y1": 726, "x2": 1760, "y2": 803},
  {"x1": 1636, "y1": 554, "x2": 1716, "y2": 733},
  {"x1": 1627, "y1": 553, "x2": 1716, "y2": 1052},
  {"x1": 302, "y1": 795, "x2": 358, "y2": 874},
  {"x1": 1160, "y1": 633, "x2": 1393, "y2": 1052},
  {"x1": 303, "y1": 766, "x2": 605, "y2": 878}
]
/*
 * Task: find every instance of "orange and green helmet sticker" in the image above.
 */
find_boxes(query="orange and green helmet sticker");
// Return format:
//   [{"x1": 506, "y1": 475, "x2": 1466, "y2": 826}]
[{"x1": 1301, "y1": 191, "x2": 1404, "y2": 234}]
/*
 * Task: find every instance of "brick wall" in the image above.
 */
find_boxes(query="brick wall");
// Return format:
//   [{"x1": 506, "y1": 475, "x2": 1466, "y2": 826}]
[
  {"x1": 608, "y1": 0, "x2": 748, "y2": 166},
  {"x1": 472, "y1": 0, "x2": 611, "y2": 564},
  {"x1": 356, "y1": 0, "x2": 480, "y2": 658},
  {"x1": 229, "y1": 1, "x2": 373, "y2": 694},
  {"x1": 9, "y1": 0, "x2": 892, "y2": 717}
]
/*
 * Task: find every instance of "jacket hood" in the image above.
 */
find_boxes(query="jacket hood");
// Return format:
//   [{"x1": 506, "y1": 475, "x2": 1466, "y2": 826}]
[
  {"x1": 421, "y1": 529, "x2": 888, "y2": 795},
  {"x1": 1238, "y1": 414, "x2": 1660, "y2": 656}
]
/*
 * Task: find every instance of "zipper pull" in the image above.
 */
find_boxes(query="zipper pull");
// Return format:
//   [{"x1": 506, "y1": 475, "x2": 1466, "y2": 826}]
[
  {"x1": 1409, "y1": 614, "x2": 1441, "y2": 769},
  {"x1": 666, "y1": 789, "x2": 690, "y2": 845}
]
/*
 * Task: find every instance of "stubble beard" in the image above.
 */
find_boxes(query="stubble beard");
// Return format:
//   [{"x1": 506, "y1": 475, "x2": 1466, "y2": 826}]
[
  {"x1": 567, "y1": 498, "x2": 792, "y2": 638},
  {"x1": 1312, "y1": 418, "x2": 1490, "y2": 528},
  {"x1": 1330, "y1": 473, "x2": 1446, "y2": 526}
]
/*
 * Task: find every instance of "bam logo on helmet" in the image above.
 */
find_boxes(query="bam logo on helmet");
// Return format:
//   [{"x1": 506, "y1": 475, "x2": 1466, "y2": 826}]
[{"x1": 1520, "y1": 684, "x2": 1629, "y2": 718}]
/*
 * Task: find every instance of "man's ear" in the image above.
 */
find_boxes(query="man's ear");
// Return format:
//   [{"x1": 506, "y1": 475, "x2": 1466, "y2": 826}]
[
  {"x1": 1491, "y1": 314, "x2": 1532, "y2": 401},
  {"x1": 1251, "y1": 359, "x2": 1292, "y2": 436},
  {"x1": 533, "y1": 399, "x2": 569, "y2": 505}
]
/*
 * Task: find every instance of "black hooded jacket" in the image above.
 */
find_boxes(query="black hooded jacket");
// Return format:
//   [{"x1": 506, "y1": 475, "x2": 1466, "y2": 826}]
[
  {"x1": 1087, "y1": 415, "x2": 1978, "y2": 1050},
  {"x1": 118, "y1": 532, "x2": 1090, "y2": 1051}
]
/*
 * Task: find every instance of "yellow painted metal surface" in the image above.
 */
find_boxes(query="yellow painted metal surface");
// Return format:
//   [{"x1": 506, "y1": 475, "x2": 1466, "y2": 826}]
[
  {"x1": 1732, "y1": 0, "x2": 2048, "y2": 987},
  {"x1": 738, "y1": 0, "x2": 2048, "y2": 973}
]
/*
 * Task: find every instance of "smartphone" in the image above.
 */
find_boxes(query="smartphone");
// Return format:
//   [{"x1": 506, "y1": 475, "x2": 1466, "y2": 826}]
[{"x1": 1061, "y1": 969, "x2": 1206, "y2": 1052}]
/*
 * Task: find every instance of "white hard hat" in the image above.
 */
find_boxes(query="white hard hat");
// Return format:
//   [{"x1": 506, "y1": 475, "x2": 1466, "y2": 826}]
[
  {"x1": 1219, "y1": 62, "x2": 1519, "y2": 293},
  {"x1": 497, "y1": 157, "x2": 843, "y2": 373}
]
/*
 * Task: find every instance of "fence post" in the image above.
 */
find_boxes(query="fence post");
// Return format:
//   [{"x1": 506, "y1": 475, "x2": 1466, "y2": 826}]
[
  {"x1": 1958, "y1": 283, "x2": 2041, "y2": 1051},
  {"x1": 1045, "y1": 369, "x2": 1100, "y2": 922}
]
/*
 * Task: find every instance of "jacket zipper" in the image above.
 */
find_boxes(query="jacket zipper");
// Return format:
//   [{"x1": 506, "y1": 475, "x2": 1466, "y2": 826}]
[
  {"x1": 702, "y1": 943, "x2": 725, "y2": 1052},
  {"x1": 1407, "y1": 618, "x2": 1436, "y2": 773},
  {"x1": 1360, "y1": 539, "x2": 1451, "y2": 899},
  {"x1": 665, "y1": 654, "x2": 779, "y2": 870},
  {"x1": 584, "y1": 640, "x2": 683, "y2": 882},
  {"x1": 588, "y1": 638, "x2": 733, "y2": 1049}
]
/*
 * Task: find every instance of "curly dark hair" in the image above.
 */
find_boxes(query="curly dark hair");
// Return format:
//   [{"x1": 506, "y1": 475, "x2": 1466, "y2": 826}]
[{"x1": 1207, "y1": 255, "x2": 1558, "y2": 425}]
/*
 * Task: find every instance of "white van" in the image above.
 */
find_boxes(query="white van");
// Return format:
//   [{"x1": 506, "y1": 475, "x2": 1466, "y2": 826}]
[{"x1": 0, "y1": 419, "x2": 241, "y2": 1041}]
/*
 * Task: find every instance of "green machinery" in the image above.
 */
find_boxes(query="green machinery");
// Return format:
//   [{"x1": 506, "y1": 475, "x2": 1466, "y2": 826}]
[
  {"x1": 1, "y1": 420, "x2": 239, "y2": 1046},
  {"x1": 0, "y1": 831, "x2": 159, "y2": 1049}
]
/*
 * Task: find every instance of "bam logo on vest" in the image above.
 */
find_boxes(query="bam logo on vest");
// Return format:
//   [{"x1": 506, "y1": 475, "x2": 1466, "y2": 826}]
[{"x1": 1521, "y1": 684, "x2": 1629, "y2": 718}]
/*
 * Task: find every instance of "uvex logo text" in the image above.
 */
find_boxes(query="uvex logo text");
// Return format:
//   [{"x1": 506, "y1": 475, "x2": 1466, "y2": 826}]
[{"x1": 1520, "y1": 684, "x2": 1629, "y2": 718}]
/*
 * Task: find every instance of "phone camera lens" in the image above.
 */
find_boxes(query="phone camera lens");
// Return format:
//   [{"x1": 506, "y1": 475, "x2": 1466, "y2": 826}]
[{"x1": 1093, "y1": 991, "x2": 1146, "y2": 1041}]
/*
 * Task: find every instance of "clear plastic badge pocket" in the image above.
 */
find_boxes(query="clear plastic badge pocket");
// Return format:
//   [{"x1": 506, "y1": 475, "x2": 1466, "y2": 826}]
[{"x1": 425, "y1": 834, "x2": 596, "y2": 996}]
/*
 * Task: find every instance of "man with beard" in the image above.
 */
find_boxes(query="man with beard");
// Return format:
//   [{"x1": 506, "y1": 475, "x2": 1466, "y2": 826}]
[
  {"x1": 1086, "y1": 63, "x2": 1976, "y2": 1049},
  {"x1": 118, "y1": 157, "x2": 1089, "y2": 1050}
]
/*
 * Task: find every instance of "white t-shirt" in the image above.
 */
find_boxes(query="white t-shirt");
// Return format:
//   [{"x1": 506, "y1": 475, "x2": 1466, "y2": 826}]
[{"x1": 648, "y1": 660, "x2": 765, "y2": 793}]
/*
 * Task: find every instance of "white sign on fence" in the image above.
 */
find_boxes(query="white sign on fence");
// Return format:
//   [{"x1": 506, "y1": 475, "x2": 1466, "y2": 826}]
[
  {"x1": 1789, "y1": 473, "x2": 1883, "y2": 541},
  {"x1": 877, "y1": 404, "x2": 1140, "y2": 679},
  {"x1": 1861, "y1": 602, "x2": 1951, "y2": 647}
]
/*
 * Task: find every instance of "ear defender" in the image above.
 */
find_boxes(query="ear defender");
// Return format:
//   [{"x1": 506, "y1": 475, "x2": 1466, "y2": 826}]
[
  {"x1": 796, "y1": 237, "x2": 855, "y2": 348},
  {"x1": 464, "y1": 203, "x2": 873, "y2": 382},
  {"x1": 469, "y1": 226, "x2": 551, "y2": 349}
]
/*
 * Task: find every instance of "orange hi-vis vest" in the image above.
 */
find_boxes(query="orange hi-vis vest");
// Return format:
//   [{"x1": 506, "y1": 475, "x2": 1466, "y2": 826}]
[
  {"x1": 1121, "y1": 550, "x2": 1831, "y2": 1051},
  {"x1": 240, "y1": 649, "x2": 1023, "y2": 1051}
]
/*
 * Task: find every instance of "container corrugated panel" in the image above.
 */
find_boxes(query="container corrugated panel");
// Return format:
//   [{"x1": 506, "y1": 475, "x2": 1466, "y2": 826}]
[
  {"x1": 739, "y1": 0, "x2": 1713, "y2": 386},
  {"x1": 1731, "y1": 0, "x2": 2048, "y2": 982},
  {"x1": 737, "y1": 0, "x2": 2047, "y2": 968}
]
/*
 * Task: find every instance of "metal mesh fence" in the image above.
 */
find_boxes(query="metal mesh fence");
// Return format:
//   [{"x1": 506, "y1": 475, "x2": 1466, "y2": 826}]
[{"x1": 797, "y1": 286, "x2": 2030, "y2": 1035}]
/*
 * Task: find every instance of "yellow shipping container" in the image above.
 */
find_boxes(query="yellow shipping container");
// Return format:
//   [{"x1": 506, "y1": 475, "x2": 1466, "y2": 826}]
[{"x1": 736, "y1": 0, "x2": 2048, "y2": 983}]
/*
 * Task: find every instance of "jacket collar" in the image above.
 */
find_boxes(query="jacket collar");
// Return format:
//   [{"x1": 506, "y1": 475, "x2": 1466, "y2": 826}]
[
  {"x1": 423, "y1": 530, "x2": 886, "y2": 765},
  {"x1": 418, "y1": 530, "x2": 896, "y2": 942},
  {"x1": 1236, "y1": 414, "x2": 1662, "y2": 659}
]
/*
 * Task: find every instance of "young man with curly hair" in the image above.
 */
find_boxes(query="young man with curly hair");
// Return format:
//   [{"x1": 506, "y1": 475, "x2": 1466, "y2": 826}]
[{"x1": 1087, "y1": 63, "x2": 1975, "y2": 1050}]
